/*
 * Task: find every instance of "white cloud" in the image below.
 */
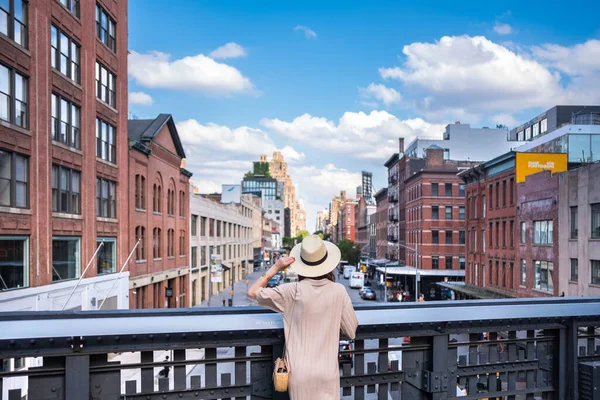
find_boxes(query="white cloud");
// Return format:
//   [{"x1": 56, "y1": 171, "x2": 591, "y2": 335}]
[
  {"x1": 360, "y1": 83, "x2": 402, "y2": 106},
  {"x1": 293, "y1": 25, "x2": 317, "y2": 39},
  {"x1": 491, "y1": 114, "x2": 518, "y2": 128},
  {"x1": 129, "y1": 92, "x2": 153, "y2": 106},
  {"x1": 532, "y1": 39, "x2": 600, "y2": 76},
  {"x1": 280, "y1": 146, "x2": 306, "y2": 163},
  {"x1": 128, "y1": 51, "x2": 253, "y2": 95},
  {"x1": 261, "y1": 110, "x2": 446, "y2": 160},
  {"x1": 209, "y1": 42, "x2": 248, "y2": 59},
  {"x1": 493, "y1": 23, "x2": 513, "y2": 35}
]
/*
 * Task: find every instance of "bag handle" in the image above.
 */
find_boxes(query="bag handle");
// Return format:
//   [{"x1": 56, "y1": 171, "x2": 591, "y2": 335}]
[{"x1": 281, "y1": 282, "x2": 298, "y2": 368}]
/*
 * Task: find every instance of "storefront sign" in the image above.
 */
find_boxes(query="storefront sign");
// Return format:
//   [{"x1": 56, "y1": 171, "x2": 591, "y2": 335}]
[{"x1": 515, "y1": 153, "x2": 567, "y2": 183}]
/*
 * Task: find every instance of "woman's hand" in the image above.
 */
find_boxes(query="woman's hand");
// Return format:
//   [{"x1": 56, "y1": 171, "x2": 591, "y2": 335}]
[{"x1": 274, "y1": 256, "x2": 295, "y2": 272}]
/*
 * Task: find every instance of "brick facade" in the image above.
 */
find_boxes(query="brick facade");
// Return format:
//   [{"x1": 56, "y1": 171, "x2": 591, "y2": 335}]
[{"x1": 374, "y1": 188, "x2": 388, "y2": 259}]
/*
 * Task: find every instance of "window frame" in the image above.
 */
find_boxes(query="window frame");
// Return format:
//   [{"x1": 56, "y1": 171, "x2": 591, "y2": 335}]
[
  {"x1": 432, "y1": 205, "x2": 439, "y2": 220},
  {"x1": 191, "y1": 214, "x2": 198, "y2": 237},
  {"x1": 591, "y1": 204, "x2": 600, "y2": 239},
  {"x1": 95, "y1": 61, "x2": 116, "y2": 107},
  {"x1": 50, "y1": 25, "x2": 80, "y2": 83},
  {"x1": 459, "y1": 206, "x2": 465, "y2": 220},
  {"x1": 51, "y1": 165, "x2": 80, "y2": 214},
  {"x1": 0, "y1": 63, "x2": 28, "y2": 129},
  {"x1": 96, "y1": 177, "x2": 116, "y2": 218},
  {"x1": 459, "y1": 230, "x2": 465, "y2": 245},
  {"x1": 570, "y1": 206, "x2": 578, "y2": 239},
  {"x1": 51, "y1": 93, "x2": 81, "y2": 149},
  {"x1": 458, "y1": 184, "x2": 465, "y2": 197},
  {"x1": 534, "y1": 260, "x2": 554, "y2": 292},
  {"x1": 0, "y1": 0, "x2": 28, "y2": 48},
  {"x1": 95, "y1": 3, "x2": 116, "y2": 52},
  {"x1": 51, "y1": 236, "x2": 81, "y2": 282},
  {"x1": 520, "y1": 222, "x2": 526, "y2": 244},
  {"x1": 432, "y1": 230, "x2": 439, "y2": 244},
  {"x1": 445, "y1": 230, "x2": 452, "y2": 245},
  {"x1": 592, "y1": 260, "x2": 600, "y2": 285},
  {"x1": 59, "y1": 0, "x2": 80, "y2": 18},
  {"x1": 570, "y1": 258, "x2": 578, "y2": 282},
  {"x1": 135, "y1": 226, "x2": 146, "y2": 261},
  {"x1": 431, "y1": 255, "x2": 439, "y2": 270},
  {"x1": 0, "y1": 235, "x2": 29, "y2": 290},
  {"x1": 520, "y1": 259, "x2": 526, "y2": 287},
  {"x1": 135, "y1": 174, "x2": 145, "y2": 210},
  {"x1": 96, "y1": 118, "x2": 116, "y2": 164},
  {"x1": 431, "y1": 183, "x2": 438, "y2": 197},
  {"x1": 445, "y1": 256, "x2": 453, "y2": 270},
  {"x1": 0, "y1": 149, "x2": 29, "y2": 208},
  {"x1": 533, "y1": 220, "x2": 553, "y2": 245},
  {"x1": 445, "y1": 205, "x2": 452, "y2": 220},
  {"x1": 445, "y1": 183, "x2": 452, "y2": 197},
  {"x1": 153, "y1": 227, "x2": 162, "y2": 259},
  {"x1": 96, "y1": 237, "x2": 116, "y2": 275}
]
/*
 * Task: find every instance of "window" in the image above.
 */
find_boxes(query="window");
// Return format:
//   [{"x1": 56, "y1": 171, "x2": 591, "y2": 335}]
[
  {"x1": 0, "y1": 149, "x2": 28, "y2": 208},
  {"x1": 180, "y1": 230, "x2": 185, "y2": 256},
  {"x1": 495, "y1": 182, "x2": 500, "y2": 208},
  {"x1": 592, "y1": 204, "x2": 600, "y2": 239},
  {"x1": 201, "y1": 217, "x2": 207, "y2": 236},
  {"x1": 135, "y1": 175, "x2": 145, "y2": 210},
  {"x1": 459, "y1": 206, "x2": 465, "y2": 220},
  {"x1": 592, "y1": 260, "x2": 600, "y2": 285},
  {"x1": 50, "y1": 26, "x2": 80, "y2": 83},
  {"x1": 459, "y1": 257, "x2": 465, "y2": 270},
  {"x1": 474, "y1": 196, "x2": 478, "y2": 218},
  {"x1": 96, "y1": 118, "x2": 116, "y2": 163},
  {"x1": 96, "y1": 177, "x2": 116, "y2": 218},
  {"x1": 482, "y1": 230, "x2": 486, "y2": 252},
  {"x1": 97, "y1": 238, "x2": 116, "y2": 274},
  {"x1": 570, "y1": 259, "x2": 578, "y2": 282},
  {"x1": 459, "y1": 184, "x2": 465, "y2": 197},
  {"x1": 510, "y1": 178, "x2": 514, "y2": 205},
  {"x1": 52, "y1": 94, "x2": 81, "y2": 150},
  {"x1": 532, "y1": 122, "x2": 539, "y2": 137},
  {"x1": 540, "y1": 118, "x2": 547, "y2": 134},
  {"x1": 52, "y1": 237, "x2": 80, "y2": 282},
  {"x1": 432, "y1": 206, "x2": 439, "y2": 220},
  {"x1": 167, "y1": 188, "x2": 174, "y2": 215},
  {"x1": 191, "y1": 215, "x2": 198, "y2": 236},
  {"x1": 495, "y1": 222, "x2": 499, "y2": 248},
  {"x1": 502, "y1": 221, "x2": 506, "y2": 247},
  {"x1": 525, "y1": 126, "x2": 532, "y2": 140},
  {"x1": 517, "y1": 130, "x2": 524, "y2": 141},
  {"x1": 431, "y1": 183, "x2": 438, "y2": 196},
  {"x1": 520, "y1": 260, "x2": 526, "y2": 286},
  {"x1": 167, "y1": 229, "x2": 174, "y2": 257},
  {"x1": 502, "y1": 180, "x2": 506, "y2": 207},
  {"x1": 445, "y1": 183, "x2": 452, "y2": 197},
  {"x1": 482, "y1": 195, "x2": 486, "y2": 217},
  {"x1": 570, "y1": 206, "x2": 578, "y2": 239},
  {"x1": 201, "y1": 246, "x2": 206, "y2": 266},
  {"x1": 217, "y1": 220, "x2": 221, "y2": 237},
  {"x1": 443, "y1": 149, "x2": 450, "y2": 160},
  {"x1": 153, "y1": 228, "x2": 161, "y2": 259},
  {"x1": 95, "y1": 4, "x2": 116, "y2": 52},
  {"x1": 59, "y1": 0, "x2": 79, "y2": 17},
  {"x1": 135, "y1": 226, "x2": 145, "y2": 260},
  {"x1": 191, "y1": 246, "x2": 197, "y2": 268},
  {"x1": 509, "y1": 221, "x2": 514, "y2": 247},
  {"x1": 179, "y1": 190, "x2": 185, "y2": 217},
  {"x1": 432, "y1": 230, "x2": 439, "y2": 244},
  {"x1": 0, "y1": 0, "x2": 27, "y2": 47},
  {"x1": 432, "y1": 256, "x2": 439, "y2": 269},
  {"x1": 445, "y1": 230, "x2": 452, "y2": 244},
  {"x1": 0, "y1": 64, "x2": 28, "y2": 128},
  {"x1": 0, "y1": 236, "x2": 28, "y2": 290},
  {"x1": 459, "y1": 230, "x2": 465, "y2": 244},
  {"x1": 153, "y1": 183, "x2": 162, "y2": 213},
  {"x1": 51, "y1": 165, "x2": 80, "y2": 214},
  {"x1": 445, "y1": 257, "x2": 453, "y2": 270},
  {"x1": 534, "y1": 261, "x2": 553, "y2": 292},
  {"x1": 520, "y1": 222, "x2": 526, "y2": 244},
  {"x1": 533, "y1": 220, "x2": 553, "y2": 245},
  {"x1": 95, "y1": 62, "x2": 116, "y2": 107},
  {"x1": 488, "y1": 185, "x2": 493, "y2": 209},
  {"x1": 209, "y1": 219, "x2": 214, "y2": 237}
]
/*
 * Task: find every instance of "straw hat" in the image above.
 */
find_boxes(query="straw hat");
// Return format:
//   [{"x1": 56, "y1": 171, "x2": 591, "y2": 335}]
[{"x1": 289, "y1": 235, "x2": 341, "y2": 278}]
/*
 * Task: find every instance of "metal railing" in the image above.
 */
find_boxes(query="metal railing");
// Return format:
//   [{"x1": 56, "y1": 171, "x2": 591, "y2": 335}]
[{"x1": 0, "y1": 298, "x2": 599, "y2": 399}]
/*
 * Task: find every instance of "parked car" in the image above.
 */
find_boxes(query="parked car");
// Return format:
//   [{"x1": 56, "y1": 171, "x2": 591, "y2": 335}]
[
  {"x1": 266, "y1": 277, "x2": 279, "y2": 288},
  {"x1": 338, "y1": 340, "x2": 353, "y2": 367},
  {"x1": 361, "y1": 288, "x2": 377, "y2": 300},
  {"x1": 358, "y1": 287, "x2": 368, "y2": 297}
]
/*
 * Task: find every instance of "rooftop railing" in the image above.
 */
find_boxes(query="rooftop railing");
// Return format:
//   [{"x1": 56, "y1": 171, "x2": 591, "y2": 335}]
[{"x1": 0, "y1": 297, "x2": 599, "y2": 399}]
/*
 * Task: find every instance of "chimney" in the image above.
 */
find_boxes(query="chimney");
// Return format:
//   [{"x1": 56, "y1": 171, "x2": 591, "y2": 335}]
[
  {"x1": 399, "y1": 138, "x2": 404, "y2": 155},
  {"x1": 425, "y1": 146, "x2": 444, "y2": 167},
  {"x1": 455, "y1": 121, "x2": 461, "y2": 124}
]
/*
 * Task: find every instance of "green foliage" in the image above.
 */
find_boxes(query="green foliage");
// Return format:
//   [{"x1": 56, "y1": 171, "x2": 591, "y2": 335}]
[
  {"x1": 317, "y1": 233, "x2": 324, "y2": 240},
  {"x1": 337, "y1": 239, "x2": 361, "y2": 266},
  {"x1": 296, "y1": 230, "x2": 310, "y2": 243},
  {"x1": 252, "y1": 162, "x2": 271, "y2": 177},
  {"x1": 282, "y1": 237, "x2": 295, "y2": 249}
]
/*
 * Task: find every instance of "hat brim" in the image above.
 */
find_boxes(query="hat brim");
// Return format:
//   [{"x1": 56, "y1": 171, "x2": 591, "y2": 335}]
[{"x1": 289, "y1": 241, "x2": 342, "y2": 278}]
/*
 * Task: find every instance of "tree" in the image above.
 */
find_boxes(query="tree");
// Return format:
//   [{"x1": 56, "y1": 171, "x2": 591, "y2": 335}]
[
  {"x1": 316, "y1": 233, "x2": 324, "y2": 240},
  {"x1": 337, "y1": 239, "x2": 361, "y2": 266},
  {"x1": 282, "y1": 237, "x2": 295, "y2": 249},
  {"x1": 296, "y1": 230, "x2": 310, "y2": 243}
]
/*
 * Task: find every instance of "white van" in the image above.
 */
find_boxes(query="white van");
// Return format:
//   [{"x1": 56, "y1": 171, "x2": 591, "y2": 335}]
[
  {"x1": 343, "y1": 265, "x2": 355, "y2": 279},
  {"x1": 349, "y1": 272, "x2": 365, "y2": 289}
]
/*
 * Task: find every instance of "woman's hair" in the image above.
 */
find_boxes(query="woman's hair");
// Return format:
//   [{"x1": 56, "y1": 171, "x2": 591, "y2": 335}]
[{"x1": 298, "y1": 271, "x2": 336, "y2": 282}]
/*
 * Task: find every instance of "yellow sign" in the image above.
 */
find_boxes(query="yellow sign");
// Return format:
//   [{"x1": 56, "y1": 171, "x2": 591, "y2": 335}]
[{"x1": 515, "y1": 153, "x2": 567, "y2": 183}]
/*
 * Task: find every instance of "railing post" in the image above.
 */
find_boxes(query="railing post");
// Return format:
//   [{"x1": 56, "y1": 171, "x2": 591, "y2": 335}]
[
  {"x1": 566, "y1": 318, "x2": 578, "y2": 400},
  {"x1": 65, "y1": 355, "x2": 90, "y2": 400},
  {"x1": 431, "y1": 334, "x2": 449, "y2": 400}
]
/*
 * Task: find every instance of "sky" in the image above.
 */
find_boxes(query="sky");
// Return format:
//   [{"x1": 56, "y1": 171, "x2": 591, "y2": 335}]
[{"x1": 127, "y1": 0, "x2": 600, "y2": 232}]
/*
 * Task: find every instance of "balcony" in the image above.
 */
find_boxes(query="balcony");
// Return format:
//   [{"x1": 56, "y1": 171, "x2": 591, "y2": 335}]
[
  {"x1": 388, "y1": 193, "x2": 398, "y2": 203},
  {"x1": 0, "y1": 298, "x2": 599, "y2": 399}
]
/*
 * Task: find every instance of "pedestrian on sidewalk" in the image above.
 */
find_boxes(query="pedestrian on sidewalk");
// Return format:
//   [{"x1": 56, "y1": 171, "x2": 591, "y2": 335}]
[
  {"x1": 248, "y1": 235, "x2": 358, "y2": 400},
  {"x1": 222, "y1": 298, "x2": 226, "y2": 307}
]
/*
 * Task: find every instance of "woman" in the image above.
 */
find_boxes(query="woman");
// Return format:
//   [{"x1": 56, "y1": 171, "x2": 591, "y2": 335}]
[{"x1": 247, "y1": 235, "x2": 358, "y2": 399}]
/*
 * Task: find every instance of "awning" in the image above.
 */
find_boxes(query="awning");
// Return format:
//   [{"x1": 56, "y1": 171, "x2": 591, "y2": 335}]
[
  {"x1": 436, "y1": 282, "x2": 513, "y2": 299},
  {"x1": 375, "y1": 266, "x2": 465, "y2": 277}
]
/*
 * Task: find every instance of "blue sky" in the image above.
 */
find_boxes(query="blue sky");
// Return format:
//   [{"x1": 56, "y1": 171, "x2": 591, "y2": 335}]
[{"x1": 127, "y1": 0, "x2": 600, "y2": 231}]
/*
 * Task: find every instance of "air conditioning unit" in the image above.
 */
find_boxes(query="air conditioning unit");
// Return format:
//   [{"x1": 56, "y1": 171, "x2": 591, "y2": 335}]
[{"x1": 579, "y1": 361, "x2": 600, "y2": 400}]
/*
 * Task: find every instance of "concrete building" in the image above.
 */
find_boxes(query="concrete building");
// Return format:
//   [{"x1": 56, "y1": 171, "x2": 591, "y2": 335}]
[
  {"x1": 296, "y1": 204, "x2": 307, "y2": 233},
  {"x1": 0, "y1": 0, "x2": 129, "y2": 311},
  {"x1": 329, "y1": 191, "x2": 345, "y2": 243},
  {"x1": 268, "y1": 151, "x2": 306, "y2": 236},
  {"x1": 558, "y1": 163, "x2": 600, "y2": 297},
  {"x1": 368, "y1": 212, "x2": 377, "y2": 260},
  {"x1": 250, "y1": 194, "x2": 263, "y2": 264},
  {"x1": 221, "y1": 184, "x2": 242, "y2": 204},
  {"x1": 128, "y1": 114, "x2": 192, "y2": 309},
  {"x1": 188, "y1": 191, "x2": 255, "y2": 306},
  {"x1": 316, "y1": 209, "x2": 328, "y2": 233},
  {"x1": 374, "y1": 188, "x2": 389, "y2": 259},
  {"x1": 284, "y1": 207, "x2": 291, "y2": 238},
  {"x1": 405, "y1": 122, "x2": 523, "y2": 162},
  {"x1": 263, "y1": 198, "x2": 285, "y2": 230},
  {"x1": 403, "y1": 146, "x2": 475, "y2": 299}
]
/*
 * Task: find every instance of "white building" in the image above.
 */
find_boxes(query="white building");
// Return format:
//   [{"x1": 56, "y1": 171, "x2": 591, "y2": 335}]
[
  {"x1": 404, "y1": 122, "x2": 524, "y2": 162},
  {"x1": 189, "y1": 189, "x2": 257, "y2": 306}
]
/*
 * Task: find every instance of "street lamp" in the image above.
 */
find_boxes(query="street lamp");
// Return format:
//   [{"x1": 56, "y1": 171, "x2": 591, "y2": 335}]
[{"x1": 397, "y1": 241, "x2": 419, "y2": 302}]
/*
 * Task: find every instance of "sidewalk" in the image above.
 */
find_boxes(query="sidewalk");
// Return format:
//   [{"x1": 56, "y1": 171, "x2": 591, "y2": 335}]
[{"x1": 195, "y1": 267, "x2": 266, "y2": 308}]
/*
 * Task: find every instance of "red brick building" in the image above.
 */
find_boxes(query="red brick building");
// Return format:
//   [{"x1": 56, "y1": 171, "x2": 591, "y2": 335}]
[
  {"x1": 403, "y1": 146, "x2": 475, "y2": 298},
  {"x1": 339, "y1": 199, "x2": 357, "y2": 242},
  {"x1": 128, "y1": 115, "x2": 192, "y2": 309},
  {"x1": 0, "y1": 0, "x2": 129, "y2": 310},
  {"x1": 374, "y1": 188, "x2": 388, "y2": 259}
]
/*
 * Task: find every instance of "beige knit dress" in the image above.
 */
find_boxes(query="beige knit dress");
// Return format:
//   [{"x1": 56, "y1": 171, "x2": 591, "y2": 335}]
[{"x1": 256, "y1": 278, "x2": 358, "y2": 400}]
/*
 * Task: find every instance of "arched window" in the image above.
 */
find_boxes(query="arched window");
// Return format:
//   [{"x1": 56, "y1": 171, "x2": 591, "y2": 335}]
[
  {"x1": 153, "y1": 227, "x2": 162, "y2": 258},
  {"x1": 135, "y1": 226, "x2": 146, "y2": 260},
  {"x1": 179, "y1": 190, "x2": 185, "y2": 216},
  {"x1": 179, "y1": 229, "x2": 185, "y2": 256},
  {"x1": 135, "y1": 175, "x2": 146, "y2": 210},
  {"x1": 167, "y1": 228, "x2": 175, "y2": 257}
]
